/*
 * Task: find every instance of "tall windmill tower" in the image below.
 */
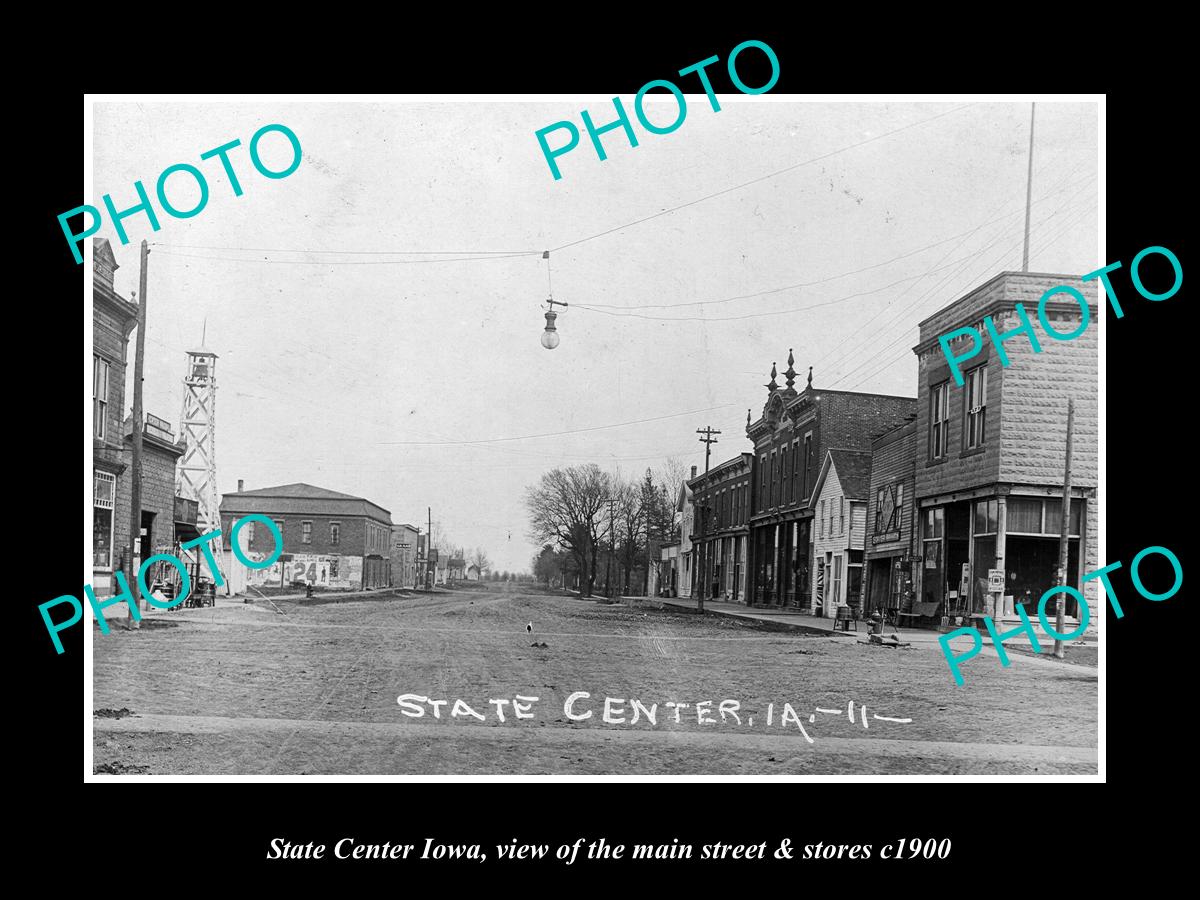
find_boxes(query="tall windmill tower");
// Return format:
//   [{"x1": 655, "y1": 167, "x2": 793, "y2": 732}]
[{"x1": 176, "y1": 333, "x2": 222, "y2": 562}]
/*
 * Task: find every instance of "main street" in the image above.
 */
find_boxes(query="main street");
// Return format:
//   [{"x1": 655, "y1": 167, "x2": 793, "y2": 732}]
[{"x1": 92, "y1": 585, "x2": 1097, "y2": 775}]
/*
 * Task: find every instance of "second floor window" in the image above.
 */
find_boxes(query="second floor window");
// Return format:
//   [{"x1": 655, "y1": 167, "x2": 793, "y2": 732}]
[
  {"x1": 802, "y1": 434, "x2": 813, "y2": 502},
  {"x1": 759, "y1": 456, "x2": 767, "y2": 511},
  {"x1": 839, "y1": 497, "x2": 845, "y2": 535},
  {"x1": 302, "y1": 521, "x2": 312, "y2": 544},
  {"x1": 93, "y1": 356, "x2": 110, "y2": 440},
  {"x1": 964, "y1": 366, "x2": 988, "y2": 450},
  {"x1": 331, "y1": 522, "x2": 341, "y2": 546},
  {"x1": 930, "y1": 381, "x2": 950, "y2": 460},
  {"x1": 781, "y1": 448, "x2": 790, "y2": 505}
]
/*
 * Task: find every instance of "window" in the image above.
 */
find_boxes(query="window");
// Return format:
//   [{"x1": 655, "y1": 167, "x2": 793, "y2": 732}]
[
  {"x1": 1008, "y1": 498, "x2": 1082, "y2": 536},
  {"x1": 274, "y1": 521, "x2": 285, "y2": 544},
  {"x1": 93, "y1": 356, "x2": 110, "y2": 440},
  {"x1": 244, "y1": 520, "x2": 256, "y2": 546},
  {"x1": 802, "y1": 433, "x2": 813, "y2": 502},
  {"x1": 330, "y1": 522, "x2": 341, "y2": 546},
  {"x1": 923, "y1": 507, "x2": 944, "y2": 539},
  {"x1": 820, "y1": 499, "x2": 826, "y2": 538},
  {"x1": 769, "y1": 452, "x2": 778, "y2": 507},
  {"x1": 839, "y1": 497, "x2": 845, "y2": 535},
  {"x1": 93, "y1": 470, "x2": 115, "y2": 569},
  {"x1": 791, "y1": 442, "x2": 799, "y2": 504},
  {"x1": 302, "y1": 521, "x2": 312, "y2": 544},
  {"x1": 973, "y1": 499, "x2": 999, "y2": 535},
  {"x1": 930, "y1": 381, "x2": 950, "y2": 460},
  {"x1": 964, "y1": 366, "x2": 988, "y2": 449},
  {"x1": 759, "y1": 455, "x2": 767, "y2": 511},
  {"x1": 781, "y1": 447, "x2": 790, "y2": 505},
  {"x1": 831, "y1": 554, "x2": 843, "y2": 604}
]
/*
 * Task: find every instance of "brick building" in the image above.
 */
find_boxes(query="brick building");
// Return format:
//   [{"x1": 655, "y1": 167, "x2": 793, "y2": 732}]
[
  {"x1": 912, "y1": 271, "x2": 1098, "y2": 627},
  {"x1": 689, "y1": 453, "x2": 752, "y2": 603},
  {"x1": 745, "y1": 353, "x2": 917, "y2": 608},
  {"x1": 810, "y1": 449, "x2": 871, "y2": 616},
  {"x1": 864, "y1": 417, "x2": 919, "y2": 619},
  {"x1": 91, "y1": 238, "x2": 185, "y2": 597},
  {"x1": 220, "y1": 482, "x2": 393, "y2": 590}
]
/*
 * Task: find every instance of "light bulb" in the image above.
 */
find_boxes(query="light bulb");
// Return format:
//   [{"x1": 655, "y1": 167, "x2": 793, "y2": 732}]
[{"x1": 541, "y1": 308, "x2": 560, "y2": 349}]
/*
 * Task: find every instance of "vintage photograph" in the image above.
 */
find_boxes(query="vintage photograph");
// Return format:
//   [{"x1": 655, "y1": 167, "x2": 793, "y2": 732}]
[{"x1": 88, "y1": 97, "x2": 1099, "y2": 775}]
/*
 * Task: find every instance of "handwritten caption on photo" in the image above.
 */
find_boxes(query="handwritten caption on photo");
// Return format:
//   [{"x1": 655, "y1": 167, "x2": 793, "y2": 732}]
[
  {"x1": 397, "y1": 692, "x2": 911, "y2": 743},
  {"x1": 41, "y1": 517, "x2": 282, "y2": 654}
]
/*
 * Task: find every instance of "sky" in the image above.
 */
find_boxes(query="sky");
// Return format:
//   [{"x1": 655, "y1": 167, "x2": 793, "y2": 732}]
[{"x1": 91, "y1": 98, "x2": 1098, "y2": 574}]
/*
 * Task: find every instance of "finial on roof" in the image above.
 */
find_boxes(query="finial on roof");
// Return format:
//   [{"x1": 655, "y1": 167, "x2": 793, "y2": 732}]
[
  {"x1": 807, "y1": 366, "x2": 813, "y2": 389},
  {"x1": 746, "y1": 408, "x2": 752, "y2": 427},
  {"x1": 784, "y1": 349, "x2": 796, "y2": 389},
  {"x1": 766, "y1": 362, "x2": 779, "y2": 393}
]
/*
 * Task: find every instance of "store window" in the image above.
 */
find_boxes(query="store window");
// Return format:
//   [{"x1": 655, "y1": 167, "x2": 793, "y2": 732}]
[
  {"x1": 973, "y1": 499, "x2": 998, "y2": 535},
  {"x1": 93, "y1": 470, "x2": 116, "y2": 569}
]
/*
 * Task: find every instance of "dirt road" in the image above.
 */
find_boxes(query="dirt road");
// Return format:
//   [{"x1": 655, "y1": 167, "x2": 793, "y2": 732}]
[{"x1": 92, "y1": 588, "x2": 1098, "y2": 775}]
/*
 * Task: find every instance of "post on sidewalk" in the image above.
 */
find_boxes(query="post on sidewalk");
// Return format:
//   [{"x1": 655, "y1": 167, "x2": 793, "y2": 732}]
[{"x1": 1053, "y1": 398, "x2": 1075, "y2": 659}]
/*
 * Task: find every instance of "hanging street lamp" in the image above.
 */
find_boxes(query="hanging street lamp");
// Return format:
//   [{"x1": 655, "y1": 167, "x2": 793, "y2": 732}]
[
  {"x1": 541, "y1": 298, "x2": 567, "y2": 349},
  {"x1": 540, "y1": 250, "x2": 567, "y2": 349}
]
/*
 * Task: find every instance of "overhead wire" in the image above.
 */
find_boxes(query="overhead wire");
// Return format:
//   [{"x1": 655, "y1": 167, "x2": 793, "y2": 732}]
[
  {"x1": 830, "y1": 182, "x2": 1098, "y2": 391},
  {"x1": 819, "y1": 170, "x2": 1097, "y2": 386},
  {"x1": 549, "y1": 103, "x2": 977, "y2": 253}
]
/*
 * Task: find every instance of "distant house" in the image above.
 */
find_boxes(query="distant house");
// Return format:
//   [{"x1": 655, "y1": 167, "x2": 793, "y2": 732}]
[
  {"x1": 220, "y1": 482, "x2": 393, "y2": 590},
  {"x1": 466, "y1": 564, "x2": 482, "y2": 581},
  {"x1": 448, "y1": 557, "x2": 466, "y2": 581}
]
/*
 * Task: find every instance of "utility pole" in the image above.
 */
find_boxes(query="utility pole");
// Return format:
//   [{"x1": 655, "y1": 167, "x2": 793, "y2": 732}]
[
  {"x1": 1022, "y1": 102, "x2": 1036, "y2": 272},
  {"x1": 1053, "y1": 398, "x2": 1075, "y2": 659},
  {"x1": 697, "y1": 426, "x2": 721, "y2": 473},
  {"x1": 126, "y1": 240, "x2": 149, "y2": 629},
  {"x1": 427, "y1": 507, "x2": 433, "y2": 589}
]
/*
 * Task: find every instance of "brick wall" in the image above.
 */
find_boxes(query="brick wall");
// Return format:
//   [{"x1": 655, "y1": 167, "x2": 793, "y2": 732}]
[
  {"x1": 819, "y1": 392, "x2": 918, "y2": 459},
  {"x1": 221, "y1": 512, "x2": 369, "y2": 557}
]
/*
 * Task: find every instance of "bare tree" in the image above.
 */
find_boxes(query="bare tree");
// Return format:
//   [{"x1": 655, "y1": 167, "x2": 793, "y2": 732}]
[
  {"x1": 525, "y1": 464, "x2": 610, "y2": 598},
  {"x1": 616, "y1": 476, "x2": 645, "y2": 595},
  {"x1": 470, "y1": 546, "x2": 492, "y2": 575}
]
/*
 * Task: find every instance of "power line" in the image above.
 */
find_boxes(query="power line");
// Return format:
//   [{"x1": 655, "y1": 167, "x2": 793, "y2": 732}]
[
  {"x1": 377, "y1": 403, "x2": 741, "y2": 446},
  {"x1": 549, "y1": 103, "x2": 977, "y2": 253},
  {"x1": 572, "y1": 253, "x2": 1008, "y2": 323},
  {"x1": 820, "y1": 172, "x2": 1096, "y2": 385},
  {"x1": 150, "y1": 243, "x2": 537, "y2": 255},
  {"x1": 152, "y1": 249, "x2": 541, "y2": 266},
  {"x1": 809, "y1": 168, "x2": 1095, "y2": 374},
  {"x1": 571, "y1": 170, "x2": 1096, "y2": 324},
  {"x1": 832, "y1": 184, "x2": 1098, "y2": 391}
]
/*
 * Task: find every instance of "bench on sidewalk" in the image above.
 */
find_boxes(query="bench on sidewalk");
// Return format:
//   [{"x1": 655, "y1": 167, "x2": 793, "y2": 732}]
[{"x1": 898, "y1": 600, "x2": 940, "y2": 627}]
